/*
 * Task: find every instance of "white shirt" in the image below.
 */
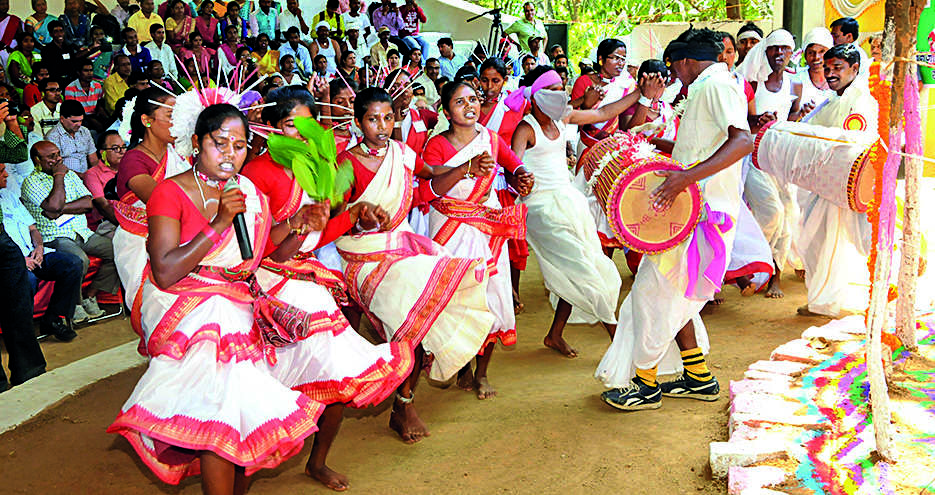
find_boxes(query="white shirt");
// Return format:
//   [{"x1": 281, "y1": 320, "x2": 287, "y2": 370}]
[
  {"x1": 278, "y1": 10, "x2": 313, "y2": 42},
  {"x1": 143, "y1": 41, "x2": 178, "y2": 79},
  {"x1": 671, "y1": 62, "x2": 750, "y2": 218},
  {"x1": 805, "y1": 79, "x2": 878, "y2": 134}
]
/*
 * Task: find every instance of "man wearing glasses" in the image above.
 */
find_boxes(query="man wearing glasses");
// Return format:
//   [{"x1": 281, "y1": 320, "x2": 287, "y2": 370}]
[
  {"x1": 30, "y1": 79, "x2": 62, "y2": 138},
  {"x1": 83, "y1": 130, "x2": 124, "y2": 236}
]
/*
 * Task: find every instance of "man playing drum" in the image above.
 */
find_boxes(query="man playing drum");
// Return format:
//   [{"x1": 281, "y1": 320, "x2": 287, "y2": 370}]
[
  {"x1": 597, "y1": 28, "x2": 754, "y2": 411},
  {"x1": 795, "y1": 44, "x2": 877, "y2": 318}
]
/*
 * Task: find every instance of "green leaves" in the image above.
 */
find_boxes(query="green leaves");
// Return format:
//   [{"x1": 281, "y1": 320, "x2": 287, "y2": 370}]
[{"x1": 266, "y1": 117, "x2": 354, "y2": 205}]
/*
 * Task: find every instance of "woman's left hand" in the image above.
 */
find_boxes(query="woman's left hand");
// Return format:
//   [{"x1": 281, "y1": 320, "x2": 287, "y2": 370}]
[{"x1": 650, "y1": 169, "x2": 693, "y2": 212}]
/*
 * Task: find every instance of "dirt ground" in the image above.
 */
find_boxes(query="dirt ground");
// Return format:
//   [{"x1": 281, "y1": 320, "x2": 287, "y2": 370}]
[{"x1": 0, "y1": 254, "x2": 830, "y2": 494}]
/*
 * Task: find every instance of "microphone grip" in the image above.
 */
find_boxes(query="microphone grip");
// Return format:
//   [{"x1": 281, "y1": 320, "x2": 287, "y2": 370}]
[{"x1": 224, "y1": 178, "x2": 254, "y2": 260}]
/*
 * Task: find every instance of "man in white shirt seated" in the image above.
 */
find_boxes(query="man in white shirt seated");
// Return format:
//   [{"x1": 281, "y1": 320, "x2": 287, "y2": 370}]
[{"x1": 143, "y1": 24, "x2": 178, "y2": 81}]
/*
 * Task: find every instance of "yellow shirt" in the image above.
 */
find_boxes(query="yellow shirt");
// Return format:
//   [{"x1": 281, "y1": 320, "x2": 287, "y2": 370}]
[
  {"x1": 252, "y1": 50, "x2": 280, "y2": 75},
  {"x1": 369, "y1": 41, "x2": 397, "y2": 68},
  {"x1": 103, "y1": 73, "x2": 129, "y2": 116},
  {"x1": 127, "y1": 11, "x2": 165, "y2": 43}
]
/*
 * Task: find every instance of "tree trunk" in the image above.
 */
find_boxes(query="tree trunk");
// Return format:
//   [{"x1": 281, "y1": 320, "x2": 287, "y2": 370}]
[{"x1": 726, "y1": 0, "x2": 743, "y2": 19}]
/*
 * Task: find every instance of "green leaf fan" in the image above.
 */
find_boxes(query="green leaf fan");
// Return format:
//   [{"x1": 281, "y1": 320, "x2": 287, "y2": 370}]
[{"x1": 266, "y1": 116, "x2": 354, "y2": 205}]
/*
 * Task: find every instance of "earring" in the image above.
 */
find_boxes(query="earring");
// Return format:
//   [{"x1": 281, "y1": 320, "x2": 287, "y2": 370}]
[
  {"x1": 144, "y1": 121, "x2": 152, "y2": 128},
  {"x1": 193, "y1": 148, "x2": 199, "y2": 156}
]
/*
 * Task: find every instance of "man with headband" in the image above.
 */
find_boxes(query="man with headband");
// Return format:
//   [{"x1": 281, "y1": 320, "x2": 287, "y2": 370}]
[
  {"x1": 795, "y1": 27, "x2": 836, "y2": 110},
  {"x1": 736, "y1": 29, "x2": 808, "y2": 300},
  {"x1": 597, "y1": 28, "x2": 753, "y2": 411},
  {"x1": 735, "y1": 22, "x2": 763, "y2": 65},
  {"x1": 795, "y1": 43, "x2": 877, "y2": 318},
  {"x1": 510, "y1": 65, "x2": 661, "y2": 358}
]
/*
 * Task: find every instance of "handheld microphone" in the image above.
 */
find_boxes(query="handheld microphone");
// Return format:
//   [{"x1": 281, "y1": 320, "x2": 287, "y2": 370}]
[{"x1": 224, "y1": 178, "x2": 254, "y2": 260}]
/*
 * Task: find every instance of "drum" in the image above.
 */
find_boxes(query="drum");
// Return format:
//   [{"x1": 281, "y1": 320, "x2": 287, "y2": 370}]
[
  {"x1": 753, "y1": 120, "x2": 879, "y2": 212},
  {"x1": 585, "y1": 134, "x2": 703, "y2": 254}
]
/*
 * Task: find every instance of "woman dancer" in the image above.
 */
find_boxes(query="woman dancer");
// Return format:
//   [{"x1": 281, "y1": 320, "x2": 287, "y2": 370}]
[
  {"x1": 334, "y1": 87, "x2": 495, "y2": 443},
  {"x1": 423, "y1": 81, "x2": 533, "y2": 399},
  {"x1": 108, "y1": 103, "x2": 373, "y2": 493},
  {"x1": 113, "y1": 87, "x2": 188, "y2": 309},
  {"x1": 326, "y1": 79, "x2": 359, "y2": 153},
  {"x1": 570, "y1": 38, "x2": 637, "y2": 152},
  {"x1": 511, "y1": 66, "x2": 656, "y2": 357},
  {"x1": 241, "y1": 89, "x2": 415, "y2": 491},
  {"x1": 478, "y1": 57, "x2": 529, "y2": 311}
]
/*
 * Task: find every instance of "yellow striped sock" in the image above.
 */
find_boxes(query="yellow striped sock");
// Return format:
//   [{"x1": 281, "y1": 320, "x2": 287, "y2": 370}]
[
  {"x1": 635, "y1": 366, "x2": 658, "y2": 387},
  {"x1": 680, "y1": 347, "x2": 712, "y2": 382}
]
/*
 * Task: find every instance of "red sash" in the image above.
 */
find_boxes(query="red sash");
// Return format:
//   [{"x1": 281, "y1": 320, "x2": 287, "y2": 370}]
[{"x1": 113, "y1": 152, "x2": 170, "y2": 236}]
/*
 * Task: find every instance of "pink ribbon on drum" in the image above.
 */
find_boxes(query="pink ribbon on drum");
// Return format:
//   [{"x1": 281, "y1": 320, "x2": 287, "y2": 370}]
[
  {"x1": 503, "y1": 70, "x2": 563, "y2": 112},
  {"x1": 684, "y1": 205, "x2": 734, "y2": 300}
]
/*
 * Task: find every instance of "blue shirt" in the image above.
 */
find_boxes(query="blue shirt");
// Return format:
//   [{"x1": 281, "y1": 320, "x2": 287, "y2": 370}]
[
  {"x1": 279, "y1": 42, "x2": 313, "y2": 73},
  {"x1": 438, "y1": 53, "x2": 467, "y2": 80}
]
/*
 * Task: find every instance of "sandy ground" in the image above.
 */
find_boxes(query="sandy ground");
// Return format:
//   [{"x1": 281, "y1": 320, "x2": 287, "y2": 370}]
[{"x1": 0, "y1": 253, "x2": 830, "y2": 495}]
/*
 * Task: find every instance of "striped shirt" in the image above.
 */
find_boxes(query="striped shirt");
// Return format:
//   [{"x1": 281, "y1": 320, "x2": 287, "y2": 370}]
[
  {"x1": 65, "y1": 79, "x2": 103, "y2": 114},
  {"x1": 20, "y1": 169, "x2": 94, "y2": 242}
]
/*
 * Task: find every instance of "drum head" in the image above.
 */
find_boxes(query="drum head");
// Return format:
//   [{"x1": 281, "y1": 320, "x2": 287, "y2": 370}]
[
  {"x1": 849, "y1": 141, "x2": 878, "y2": 213},
  {"x1": 606, "y1": 160, "x2": 703, "y2": 254}
]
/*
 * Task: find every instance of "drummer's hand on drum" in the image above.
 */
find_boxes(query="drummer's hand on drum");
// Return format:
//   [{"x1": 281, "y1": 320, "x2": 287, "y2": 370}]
[
  {"x1": 799, "y1": 101, "x2": 816, "y2": 118},
  {"x1": 650, "y1": 169, "x2": 693, "y2": 212},
  {"x1": 469, "y1": 151, "x2": 495, "y2": 177},
  {"x1": 583, "y1": 85, "x2": 605, "y2": 108}
]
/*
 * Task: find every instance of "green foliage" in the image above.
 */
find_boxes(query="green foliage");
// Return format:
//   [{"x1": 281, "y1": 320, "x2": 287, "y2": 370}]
[
  {"x1": 471, "y1": 0, "x2": 772, "y2": 66},
  {"x1": 267, "y1": 117, "x2": 354, "y2": 205}
]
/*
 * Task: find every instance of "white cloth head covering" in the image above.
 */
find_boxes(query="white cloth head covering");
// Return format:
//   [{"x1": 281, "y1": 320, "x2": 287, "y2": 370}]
[
  {"x1": 737, "y1": 29, "x2": 795, "y2": 83},
  {"x1": 345, "y1": 18, "x2": 362, "y2": 32},
  {"x1": 315, "y1": 20, "x2": 330, "y2": 31},
  {"x1": 802, "y1": 27, "x2": 834, "y2": 51}
]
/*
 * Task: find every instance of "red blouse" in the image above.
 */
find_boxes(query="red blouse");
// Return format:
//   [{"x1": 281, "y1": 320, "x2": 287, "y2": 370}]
[
  {"x1": 478, "y1": 100, "x2": 527, "y2": 145},
  {"x1": 147, "y1": 179, "x2": 220, "y2": 244},
  {"x1": 422, "y1": 131, "x2": 523, "y2": 174}
]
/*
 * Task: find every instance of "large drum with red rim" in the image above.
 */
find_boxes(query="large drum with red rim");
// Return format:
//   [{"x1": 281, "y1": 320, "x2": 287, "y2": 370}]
[
  {"x1": 583, "y1": 134, "x2": 703, "y2": 254},
  {"x1": 753, "y1": 120, "x2": 879, "y2": 212}
]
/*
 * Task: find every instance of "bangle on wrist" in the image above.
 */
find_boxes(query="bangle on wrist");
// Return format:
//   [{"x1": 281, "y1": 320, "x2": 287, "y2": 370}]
[
  {"x1": 464, "y1": 163, "x2": 474, "y2": 179},
  {"x1": 286, "y1": 216, "x2": 304, "y2": 236},
  {"x1": 202, "y1": 224, "x2": 222, "y2": 244},
  {"x1": 638, "y1": 95, "x2": 653, "y2": 108}
]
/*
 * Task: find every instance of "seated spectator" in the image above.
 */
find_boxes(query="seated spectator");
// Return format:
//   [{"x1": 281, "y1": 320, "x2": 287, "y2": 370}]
[
  {"x1": 179, "y1": 58, "x2": 215, "y2": 90},
  {"x1": 146, "y1": 60, "x2": 179, "y2": 92},
  {"x1": 64, "y1": 60, "x2": 105, "y2": 133},
  {"x1": 8, "y1": 33, "x2": 39, "y2": 101},
  {"x1": 30, "y1": 79, "x2": 62, "y2": 137},
  {"x1": 313, "y1": 0, "x2": 344, "y2": 38},
  {"x1": 278, "y1": 0, "x2": 311, "y2": 44},
  {"x1": 436, "y1": 37, "x2": 466, "y2": 79},
  {"x1": 372, "y1": 0, "x2": 404, "y2": 39},
  {"x1": 40, "y1": 20, "x2": 82, "y2": 85},
  {"x1": 84, "y1": 130, "x2": 122, "y2": 234},
  {"x1": 309, "y1": 21, "x2": 341, "y2": 75},
  {"x1": 399, "y1": 0, "x2": 429, "y2": 63},
  {"x1": 194, "y1": 0, "x2": 219, "y2": 48},
  {"x1": 218, "y1": 24, "x2": 246, "y2": 76},
  {"x1": 22, "y1": 62, "x2": 49, "y2": 109},
  {"x1": 250, "y1": 0, "x2": 280, "y2": 41},
  {"x1": 278, "y1": 54, "x2": 305, "y2": 85},
  {"x1": 127, "y1": 71, "x2": 150, "y2": 92},
  {"x1": 554, "y1": 65, "x2": 569, "y2": 89},
  {"x1": 336, "y1": 50, "x2": 360, "y2": 86},
  {"x1": 414, "y1": 56, "x2": 439, "y2": 104},
  {"x1": 121, "y1": 27, "x2": 153, "y2": 73},
  {"x1": 228, "y1": 46, "x2": 256, "y2": 86},
  {"x1": 311, "y1": 54, "x2": 330, "y2": 78},
  {"x1": 165, "y1": 0, "x2": 196, "y2": 51},
  {"x1": 0, "y1": 161, "x2": 83, "y2": 338},
  {"x1": 88, "y1": 26, "x2": 114, "y2": 81},
  {"x1": 110, "y1": 0, "x2": 134, "y2": 28},
  {"x1": 26, "y1": 0, "x2": 59, "y2": 47},
  {"x1": 20, "y1": 141, "x2": 118, "y2": 320},
  {"x1": 549, "y1": 43, "x2": 564, "y2": 60},
  {"x1": 370, "y1": 26, "x2": 397, "y2": 67},
  {"x1": 60, "y1": 0, "x2": 92, "y2": 47},
  {"x1": 103, "y1": 54, "x2": 132, "y2": 116},
  {"x1": 218, "y1": 1, "x2": 249, "y2": 41},
  {"x1": 180, "y1": 31, "x2": 216, "y2": 78},
  {"x1": 144, "y1": 24, "x2": 178, "y2": 81},
  {"x1": 251, "y1": 33, "x2": 280, "y2": 75},
  {"x1": 280, "y1": 27, "x2": 313, "y2": 74},
  {"x1": 386, "y1": 48, "x2": 402, "y2": 71},
  {"x1": 405, "y1": 46, "x2": 421, "y2": 76},
  {"x1": 342, "y1": 0, "x2": 371, "y2": 40},
  {"x1": 46, "y1": 100, "x2": 98, "y2": 177},
  {"x1": 126, "y1": 0, "x2": 163, "y2": 43},
  {"x1": 0, "y1": 167, "x2": 48, "y2": 391}
]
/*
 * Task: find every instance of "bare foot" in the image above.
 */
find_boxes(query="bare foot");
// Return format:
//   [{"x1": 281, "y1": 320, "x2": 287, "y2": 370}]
[
  {"x1": 543, "y1": 335, "x2": 578, "y2": 358},
  {"x1": 305, "y1": 464, "x2": 349, "y2": 492},
  {"x1": 389, "y1": 402, "x2": 430, "y2": 444},
  {"x1": 740, "y1": 284, "x2": 757, "y2": 297},
  {"x1": 512, "y1": 288, "x2": 525, "y2": 315},
  {"x1": 765, "y1": 278, "x2": 784, "y2": 298},
  {"x1": 474, "y1": 375, "x2": 497, "y2": 400},
  {"x1": 456, "y1": 365, "x2": 474, "y2": 391},
  {"x1": 712, "y1": 296, "x2": 725, "y2": 305}
]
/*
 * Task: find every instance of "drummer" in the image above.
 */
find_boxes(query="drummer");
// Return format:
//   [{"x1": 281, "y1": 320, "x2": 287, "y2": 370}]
[
  {"x1": 596, "y1": 28, "x2": 753, "y2": 411},
  {"x1": 736, "y1": 29, "x2": 809, "y2": 299},
  {"x1": 794, "y1": 43, "x2": 877, "y2": 318}
]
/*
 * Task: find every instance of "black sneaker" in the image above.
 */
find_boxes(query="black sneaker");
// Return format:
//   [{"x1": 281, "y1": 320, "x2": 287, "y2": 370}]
[
  {"x1": 659, "y1": 374, "x2": 720, "y2": 401},
  {"x1": 601, "y1": 378, "x2": 662, "y2": 411},
  {"x1": 42, "y1": 319, "x2": 77, "y2": 342}
]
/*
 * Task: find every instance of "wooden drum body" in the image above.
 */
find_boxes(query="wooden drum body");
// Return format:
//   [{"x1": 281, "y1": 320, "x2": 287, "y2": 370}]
[
  {"x1": 581, "y1": 134, "x2": 703, "y2": 254},
  {"x1": 753, "y1": 120, "x2": 879, "y2": 212}
]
